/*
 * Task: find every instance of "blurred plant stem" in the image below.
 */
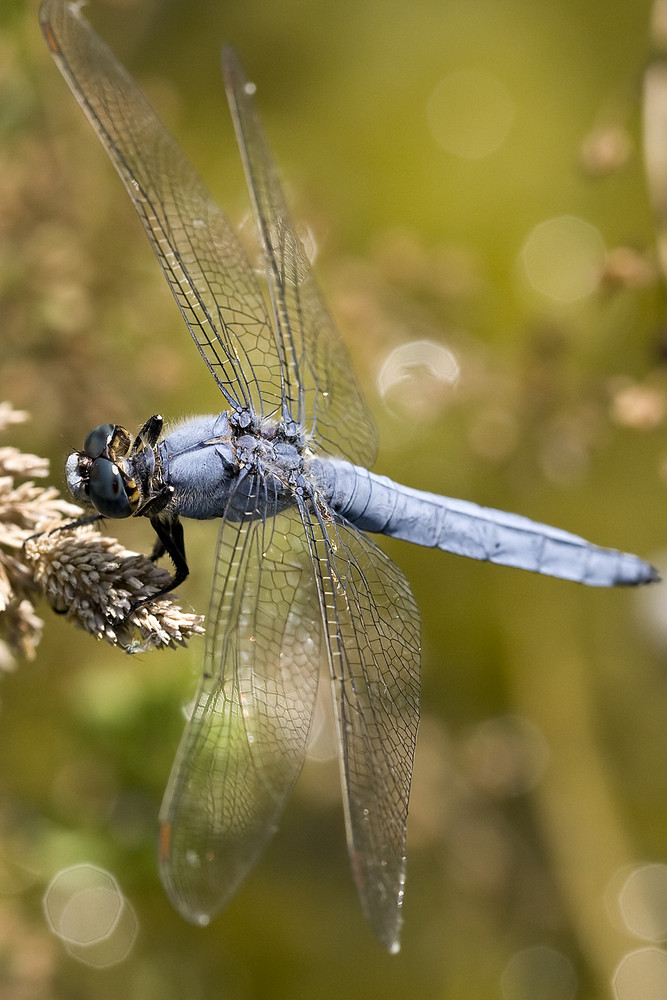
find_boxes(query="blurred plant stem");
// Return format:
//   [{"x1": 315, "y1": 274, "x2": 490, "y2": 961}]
[{"x1": 502, "y1": 577, "x2": 637, "y2": 990}]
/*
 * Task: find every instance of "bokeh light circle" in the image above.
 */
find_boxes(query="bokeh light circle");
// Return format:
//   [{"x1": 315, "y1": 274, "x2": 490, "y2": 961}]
[
  {"x1": 520, "y1": 215, "x2": 606, "y2": 302},
  {"x1": 43, "y1": 864, "x2": 138, "y2": 967},
  {"x1": 427, "y1": 70, "x2": 514, "y2": 159},
  {"x1": 613, "y1": 947, "x2": 667, "y2": 1000},
  {"x1": 501, "y1": 945, "x2": 577, "y2": 1000}
]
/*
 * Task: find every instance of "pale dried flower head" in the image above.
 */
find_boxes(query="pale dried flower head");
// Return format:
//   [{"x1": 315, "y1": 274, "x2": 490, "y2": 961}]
[{"x1": 0, "y1": 403, "x2": 204, "y2": 667}]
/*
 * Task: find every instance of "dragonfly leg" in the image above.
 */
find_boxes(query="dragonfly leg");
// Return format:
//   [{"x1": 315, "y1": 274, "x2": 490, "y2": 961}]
[
  {"x1": 24, "y1": 512, "x2": 104, "y2": 550},
  {"x1": 131, "y1": 414, "x2": 163, "y2": 451},
  {"x1": 149, "y1": 536, "x2": 166, "y2": 562},
  {"x1": 148, "y1": 515, "x2": 189, "y2": 594},
  {"x1": 117, "y1": 515, "x2": 189, "y2": 621}
]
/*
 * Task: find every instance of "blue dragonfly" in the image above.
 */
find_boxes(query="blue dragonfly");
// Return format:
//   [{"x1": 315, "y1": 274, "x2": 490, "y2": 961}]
[{"x1": 40, "y1": 0, "x2": 657, "y2": 952}]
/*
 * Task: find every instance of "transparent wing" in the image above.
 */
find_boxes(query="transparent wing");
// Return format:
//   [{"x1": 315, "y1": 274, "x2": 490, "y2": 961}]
[
  {"x1": 223, "y1": 49, "x2": 378, "y2": 468},
  {"x1": 158, "y1": 497, "x2": 322, "y2": 925},
  {"x1": 302, "y1": 503, "x2": 421, "y2": 952},
  {"x1": 40, "y1": 0, "x2": 378, "y2": 465},
  {"x1": 40, "y1": 0, "x2": 284, "y2": 416}
]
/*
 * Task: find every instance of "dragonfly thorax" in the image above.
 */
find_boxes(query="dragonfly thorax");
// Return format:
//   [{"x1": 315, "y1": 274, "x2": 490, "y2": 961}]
[{"x1": 157, "y1": 411, "x2": 311, "y2": 523}]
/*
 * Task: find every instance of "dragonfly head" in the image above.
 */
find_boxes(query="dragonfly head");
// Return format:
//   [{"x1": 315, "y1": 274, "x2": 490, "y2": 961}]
[{"x1": 66, "y1": 422, "x2": 140, "y2": 518}]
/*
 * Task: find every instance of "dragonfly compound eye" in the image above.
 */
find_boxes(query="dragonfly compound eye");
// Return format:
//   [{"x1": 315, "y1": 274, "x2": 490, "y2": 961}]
[
  {"x1": 83, "y1": 423, "x2": 116, "y2": 459},
  {"x1": 89, "y1": 457, "x2": 132, "y2": 518}
]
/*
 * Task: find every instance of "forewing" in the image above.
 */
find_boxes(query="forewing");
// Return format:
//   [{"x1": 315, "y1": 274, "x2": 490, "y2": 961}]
[
  {"x1": 302, "y1": 504, "x2": 421, "y2": 952},
  {"x1": 224, "y1": 49, "x2": 378, "y2": 468},
  {"x1": 39, "y1": 0, "x2": 283, "y2": 416},
  {"x1": 159, "y1": 499, "x2": 322, "y2": 925}
]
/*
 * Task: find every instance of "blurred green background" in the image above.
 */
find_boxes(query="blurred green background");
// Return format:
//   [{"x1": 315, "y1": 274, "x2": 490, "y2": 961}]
[{"x1": 2, "y1": 0, "x2": 667, "y2": 997}]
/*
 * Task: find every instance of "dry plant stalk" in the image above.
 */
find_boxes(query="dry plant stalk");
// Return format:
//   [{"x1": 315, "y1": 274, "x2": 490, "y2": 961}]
[{"x1": 0, "y1": 403, "x2": 204, "y2": 668}]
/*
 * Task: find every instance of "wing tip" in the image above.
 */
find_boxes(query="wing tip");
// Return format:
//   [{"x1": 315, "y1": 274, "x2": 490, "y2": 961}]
[{"x1": 39, "y1": 0, "x2": 59, "y2": 51}]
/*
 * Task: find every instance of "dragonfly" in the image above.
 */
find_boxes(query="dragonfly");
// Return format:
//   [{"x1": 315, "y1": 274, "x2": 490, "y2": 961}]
[{"x1": 39, "y1": 0, "x2": 658, "y2": 952}]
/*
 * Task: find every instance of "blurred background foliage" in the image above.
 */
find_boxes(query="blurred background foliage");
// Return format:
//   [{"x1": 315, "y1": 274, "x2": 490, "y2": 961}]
[{"x1": 1, "y1": 0, "x2": 667, "y2": 997}]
